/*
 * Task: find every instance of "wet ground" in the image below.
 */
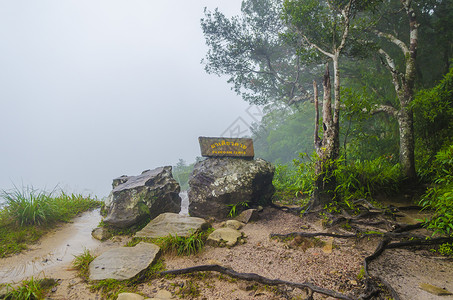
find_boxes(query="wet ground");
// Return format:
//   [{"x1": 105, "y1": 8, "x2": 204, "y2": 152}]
[
  {"x1": 0, "y1": 209, "x2": 102, "y2": 284},
  {"x1": 0, "y1": 192, "x2": 189, "y2": 285}
]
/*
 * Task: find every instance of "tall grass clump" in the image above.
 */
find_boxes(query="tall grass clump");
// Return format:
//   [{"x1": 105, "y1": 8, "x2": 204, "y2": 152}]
[
  {"x1": 420, "y1": 144, "x2": 453, "y2": 236},
  {"x1": 2, "y1": 186, "x2": 55, "y2": 226},
  {"x1": 1, "y1": 186, "x2": 102, "y2": 227},
  {"x1": 0, "y1": 186, "x2": 102, "y2": 258}
]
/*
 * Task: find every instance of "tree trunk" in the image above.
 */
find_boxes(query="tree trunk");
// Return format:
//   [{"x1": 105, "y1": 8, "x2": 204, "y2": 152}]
[
  {"x1": 375, "y1": 0, "x2": 418, "y2": 182},
  {"x1": 311, "y1": 64, "x2": 339, "y2": 209},
  {"x1": 397, "y1": 106, "x2": 416, "y2": 181}
]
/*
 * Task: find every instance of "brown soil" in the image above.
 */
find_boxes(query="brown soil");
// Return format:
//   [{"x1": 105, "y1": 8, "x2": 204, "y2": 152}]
[{"x1": 1, "y1": 207, "x2": 453, "y2": 300}]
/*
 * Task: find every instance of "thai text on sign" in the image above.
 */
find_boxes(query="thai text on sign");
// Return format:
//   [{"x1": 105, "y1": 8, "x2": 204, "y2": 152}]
[{"x1": 198, "y1": 137, "x2": 254, "y2": 158}]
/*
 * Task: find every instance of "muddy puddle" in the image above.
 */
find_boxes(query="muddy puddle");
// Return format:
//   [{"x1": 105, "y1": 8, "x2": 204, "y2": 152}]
[
  {"x1": 0, "y1": 209, "x2": 102, "y2": 284},
  {"x1": 0, "y1": 192, "x2": 189, "y2": 285}
]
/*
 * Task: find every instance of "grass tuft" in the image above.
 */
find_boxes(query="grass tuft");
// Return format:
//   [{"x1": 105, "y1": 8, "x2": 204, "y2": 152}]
[
  {"x1": 2, "y1": 187, "x2": 54, "y2": 226},
  {"x1": 4, "y1": 277, "x2": 56, "y2": 300},
  {"x1": 72, "y1": 248, "x2": 96, "y2": 281},
  {"x1": 0, "y1": 186, "x2": 102, "y2": 258},
  {"x1": 152, "y1": 229, "x2": 213, "y2": 256}
]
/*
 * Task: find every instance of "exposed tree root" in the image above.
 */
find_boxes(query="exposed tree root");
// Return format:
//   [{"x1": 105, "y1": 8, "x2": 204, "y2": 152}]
[
  {"x1": 270, "y1": 204, "x2": 453, "y2": 300},
  {"x1": 270, "y1": 231, "x2": 357, "y2": 239},
  {"x1": 160, "y1": 264, "x2": 356, "y2": 300},
  {"x1": 270, "y1": 230, "x2": 421, "y2": 240}
]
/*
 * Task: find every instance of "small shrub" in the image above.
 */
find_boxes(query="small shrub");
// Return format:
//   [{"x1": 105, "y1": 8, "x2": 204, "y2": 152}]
[
  {"x1": 438, "y1": 243, "x2": 453, "y2": 256},
  {"x1": 420, "y1": 144, "x2": 453, "y2": 236}
]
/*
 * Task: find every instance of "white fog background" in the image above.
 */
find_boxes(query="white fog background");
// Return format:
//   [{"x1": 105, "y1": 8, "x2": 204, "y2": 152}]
[{"x1": 0, "y1": 1, "x2": 259, "y2": 198}]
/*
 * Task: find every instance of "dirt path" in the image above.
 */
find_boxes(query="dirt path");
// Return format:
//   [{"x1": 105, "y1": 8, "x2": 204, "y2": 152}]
[
  {"x1": 2, "y1": 206, "x2": 453, "y2": 299},
  {"x1": 0, "y1": 210, "x2": 125, "y2": 285}
]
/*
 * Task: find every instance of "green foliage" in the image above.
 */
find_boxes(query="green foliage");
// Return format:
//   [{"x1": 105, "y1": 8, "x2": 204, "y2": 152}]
[
  {"x1": 201, "y1": 0, "x2": 315, "y2": 105},
  {"x1": 419, "y1": 144, "x2": 453, "y2": 236},
  {"x1": 437, "y1": 243, "x2": 453, "y2": 257},
  {"x1": 273, "y1": 152, "x2": 402, "y2": 208},
  {"x1": 340, "y1": 86, "x2": 399, "y2": 163},
  {"x1": 227, "y1": 201, "x2": 249, "y2": 218},
  {"x1": 357, "y1": 267, "x2": 366, "y2": 281},
  {"x1": 334, "y1": 156, "x2": 403, "y2": 202},
  {"x1": 72, "y1": 249, "x2": 96, "y2": 281},
  {"x1": 272, "y1": 153, "x2": 316, "y2": 204},
  {"x1": 0, "y1": 224, "x2": 41, "y2": 258},
  {"x1": 4, "y1": 277, "x2": 53, "y2": 300},
  {"x1": 413, "y1": 67, "x2": 453, "y2": 180}
]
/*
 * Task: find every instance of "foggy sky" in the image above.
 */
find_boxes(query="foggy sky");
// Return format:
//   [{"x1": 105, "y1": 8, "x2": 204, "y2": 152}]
[{"x1": 0, "y1": 1, "x2": 257, "y2": 198}]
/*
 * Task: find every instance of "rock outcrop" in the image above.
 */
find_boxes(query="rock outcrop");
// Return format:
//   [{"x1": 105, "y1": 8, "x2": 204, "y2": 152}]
[
  {"x1": 104, "y1": 167, "x2": 181, "y2": 228},
  {"x1": 188, "y1": 158, "x2": 274, "y2": 220}
]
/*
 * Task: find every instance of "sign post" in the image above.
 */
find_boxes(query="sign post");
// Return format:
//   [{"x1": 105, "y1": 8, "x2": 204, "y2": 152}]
[{"x1": 198, "y1": 137, "x2": 254, "y2": 158}]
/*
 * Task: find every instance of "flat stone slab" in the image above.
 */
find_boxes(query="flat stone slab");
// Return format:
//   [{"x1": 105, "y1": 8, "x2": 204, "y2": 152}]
[
  {"x1": 207, "y1": 227, "x2": 242, "y2": 247},
  {"x1": 89, "y1": 242, "x2": 160, "y2": 281},
  {"x1": 117, "y1": 293, "x2": 144, "y2": 300},
  {"x1": 135, "y1": 213, "x2": 210, "y2": 239}
]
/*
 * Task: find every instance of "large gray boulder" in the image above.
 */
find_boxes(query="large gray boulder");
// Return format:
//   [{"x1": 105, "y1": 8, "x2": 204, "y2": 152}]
[
  {"x1": 188, "y1": 158, "x2": 275, "y2": 220},
  {"x1": 104, "y1": 167, "x2": 181, "y2": 228}
]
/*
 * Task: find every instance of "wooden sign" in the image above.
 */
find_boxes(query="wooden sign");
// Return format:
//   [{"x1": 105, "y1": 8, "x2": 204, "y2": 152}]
[{"x1": 198, "y1": 137, "x2": 254, "y2": 158}]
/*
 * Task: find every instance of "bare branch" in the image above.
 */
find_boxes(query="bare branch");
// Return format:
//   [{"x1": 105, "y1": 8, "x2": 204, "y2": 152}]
[
  {"x1": 337, "y1": 0, "x2": 353, "y2": 53},
  {"x1": 294, "y1": 27, "x2": 334, "y2": 59},
  {"x1": 366, "y1": 104, "x2": 398, "y2": 117},
  {"x1": 378, "y1": 48, "x2": 403, "y2": 94},
  {"x1": 375, "y1": 30, "x2": 410, "y2": 56}
]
